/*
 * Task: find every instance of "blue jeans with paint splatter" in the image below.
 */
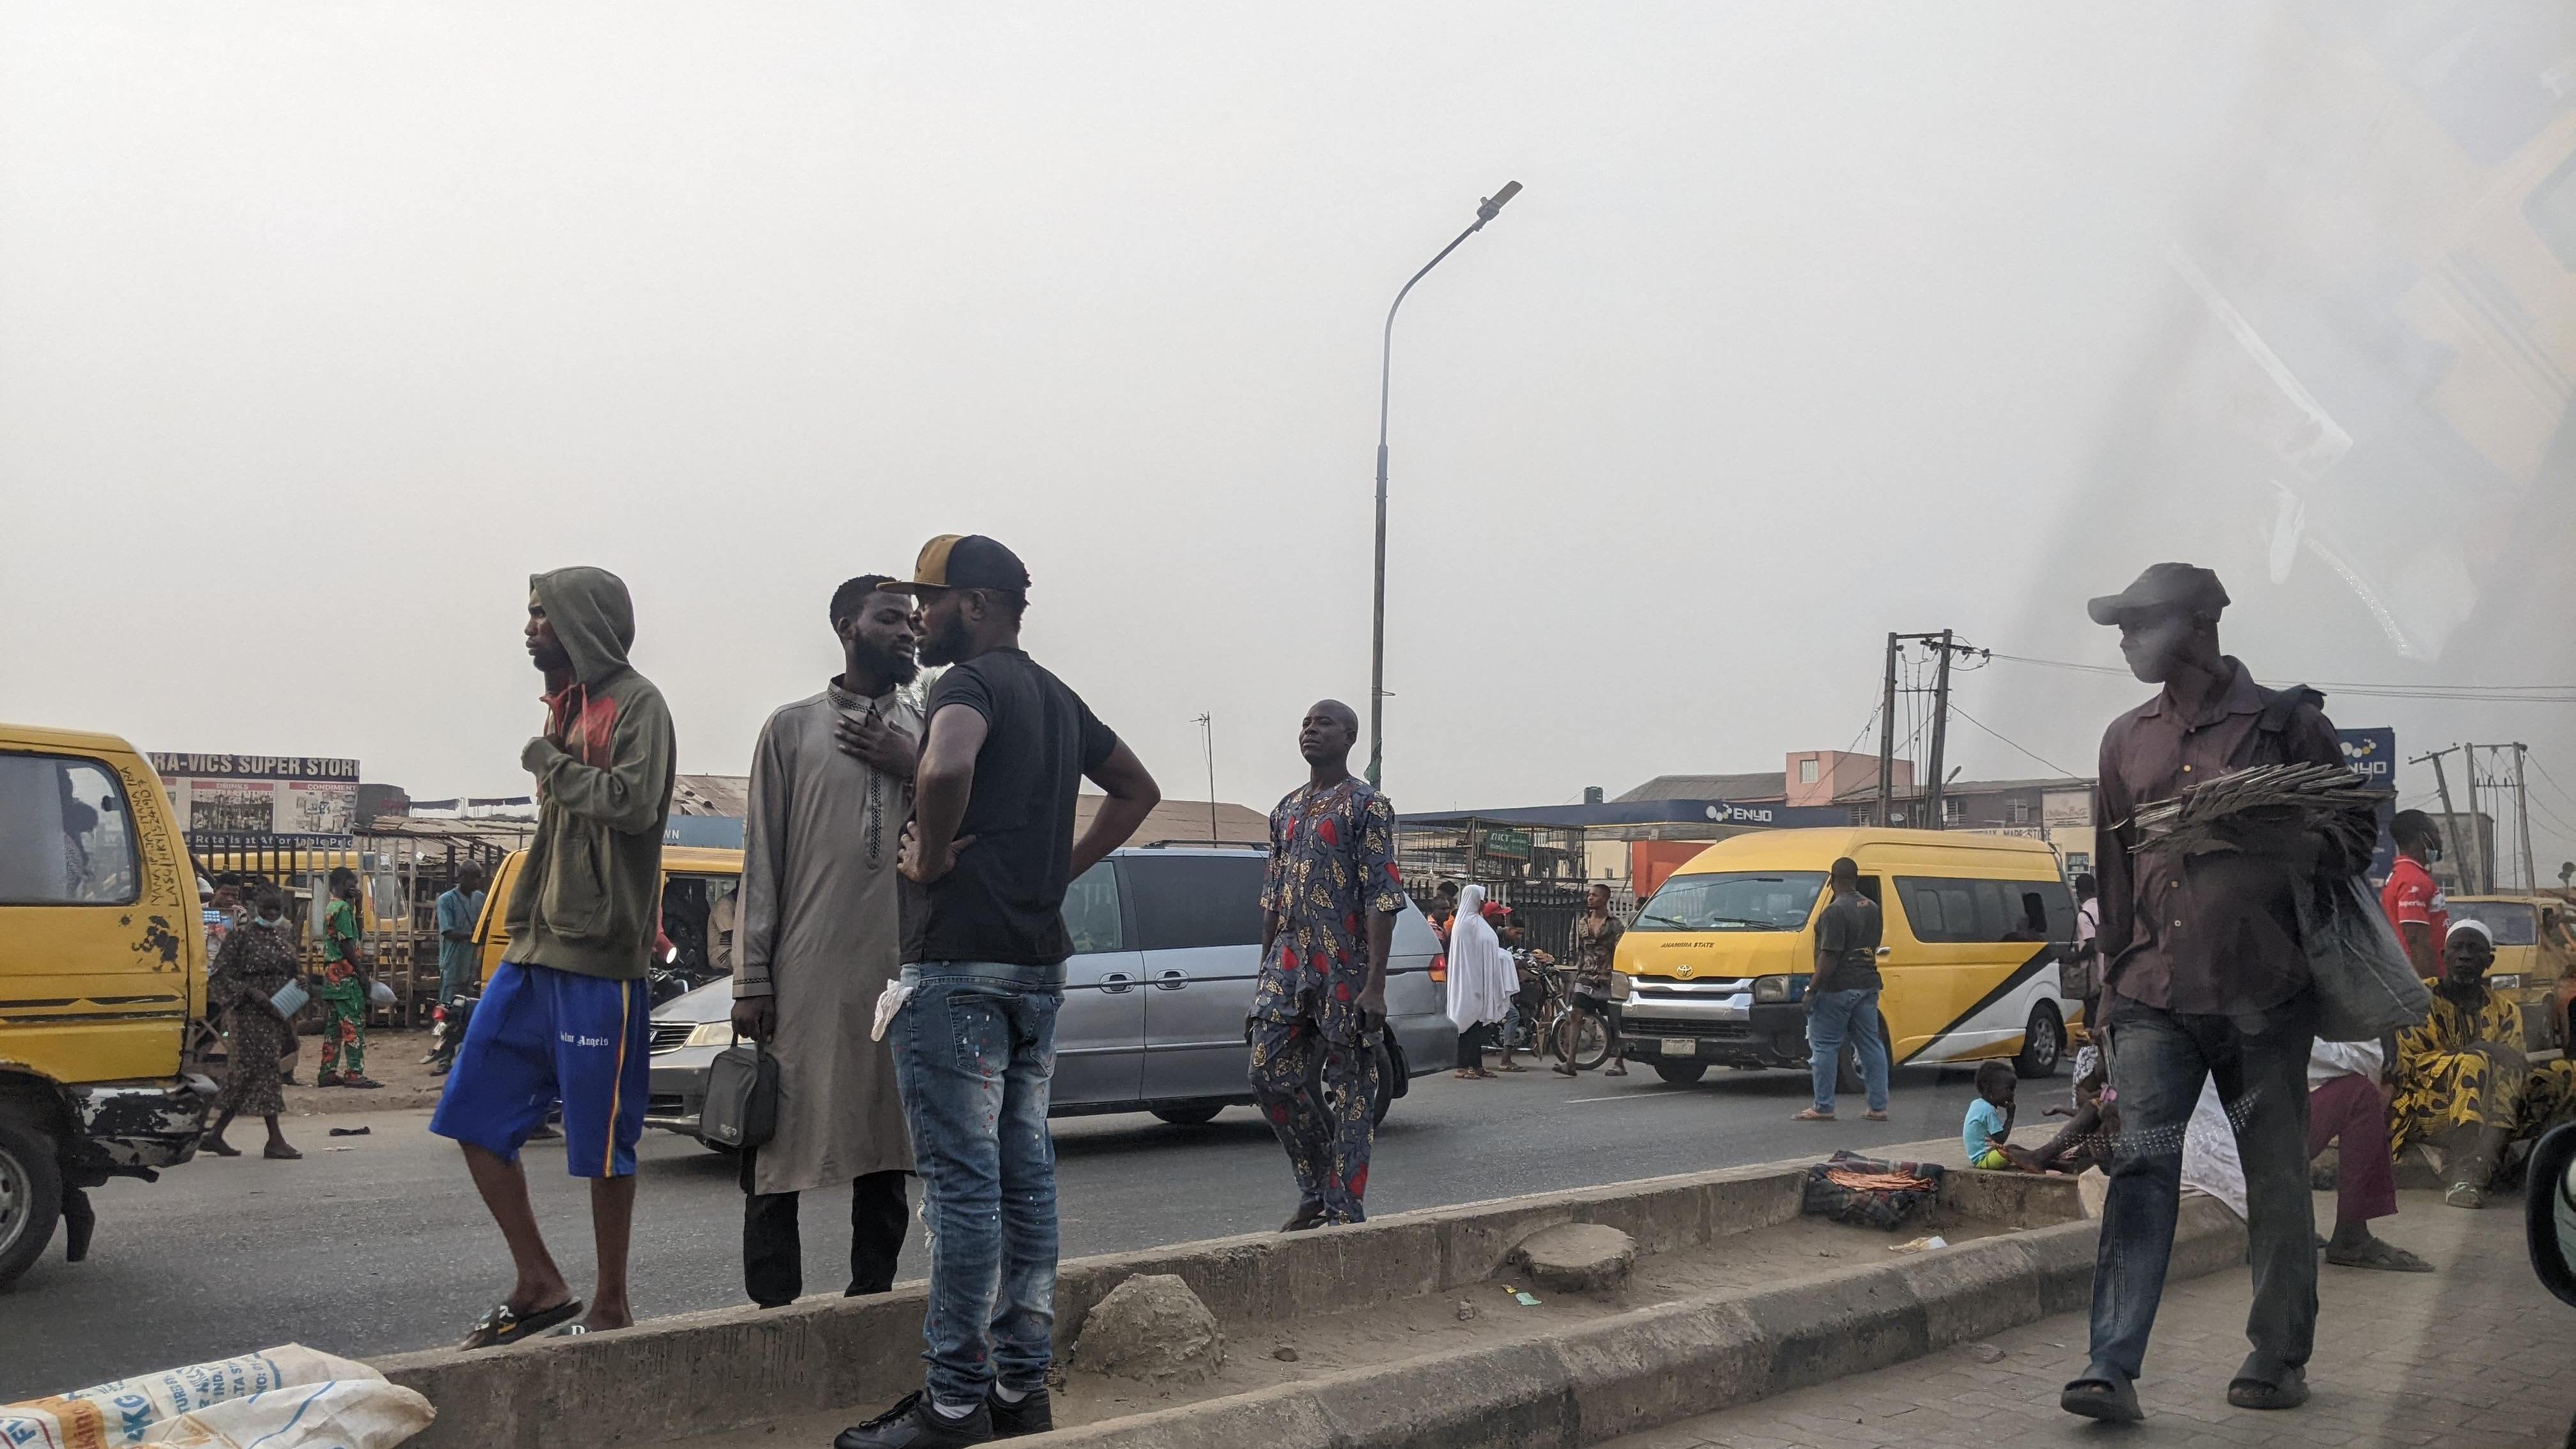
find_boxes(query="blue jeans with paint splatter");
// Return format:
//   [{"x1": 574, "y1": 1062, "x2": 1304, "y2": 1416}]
[{"x1": 891, "y1": 961, "x2": 1064, "y2": 1407}]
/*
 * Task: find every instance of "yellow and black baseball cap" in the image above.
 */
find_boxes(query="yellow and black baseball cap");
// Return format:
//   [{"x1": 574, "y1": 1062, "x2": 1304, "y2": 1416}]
[{"x1": 894, "y1": 534, "x2": 1031, "y2": 595}]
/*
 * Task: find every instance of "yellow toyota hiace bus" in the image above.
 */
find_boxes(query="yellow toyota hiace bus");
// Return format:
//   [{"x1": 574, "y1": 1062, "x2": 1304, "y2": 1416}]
[
  {"x1": 1613, "y1": 827, "x2": 2080, "y2": 1086},
  {"x1": 0, "y1": 724, "x2": 215, "y2": 1285},
  {"x1": 470, "y1": 845, "x2": 744, "y2": 985}
]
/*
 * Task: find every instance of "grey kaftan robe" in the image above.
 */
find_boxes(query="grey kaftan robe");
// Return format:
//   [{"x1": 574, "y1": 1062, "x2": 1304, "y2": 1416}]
[{"x1": 734, "y1": 682, "x2": 921, "y2": 1195}]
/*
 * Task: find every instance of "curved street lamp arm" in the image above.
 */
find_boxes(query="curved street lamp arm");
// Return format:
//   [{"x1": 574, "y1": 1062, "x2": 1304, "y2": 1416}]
[{"x1": 1368, "y1": 181, "x2": 1522, "y2": 788}]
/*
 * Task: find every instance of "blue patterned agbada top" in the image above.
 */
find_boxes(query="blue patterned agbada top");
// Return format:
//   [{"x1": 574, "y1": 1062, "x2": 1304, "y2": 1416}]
[{"x1": 1254, "y1": 776, "x2": 1405, "y2": 1041}]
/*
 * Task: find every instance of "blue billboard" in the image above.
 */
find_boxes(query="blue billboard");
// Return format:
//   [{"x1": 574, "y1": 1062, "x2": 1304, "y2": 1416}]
[
  {"x1": 2339, "y1": 728, "x2": 2398, "y2": 880},
  {"x1": 2338, "y1": 728, "x2": 2396, "y2": 793}
]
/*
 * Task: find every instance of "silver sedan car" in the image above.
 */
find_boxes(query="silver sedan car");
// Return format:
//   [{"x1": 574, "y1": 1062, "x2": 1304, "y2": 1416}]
[{"x1": 645, "y1": 846, "x2": 1452, "y2": 1145}]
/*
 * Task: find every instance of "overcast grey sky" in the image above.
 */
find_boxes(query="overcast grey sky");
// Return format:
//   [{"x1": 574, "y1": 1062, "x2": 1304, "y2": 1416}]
[{"x1": 5, "y1": 4, "x2": 2571, "y2": 865}]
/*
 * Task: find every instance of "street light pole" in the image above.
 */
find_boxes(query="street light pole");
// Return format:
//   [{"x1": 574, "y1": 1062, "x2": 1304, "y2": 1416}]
[{"x1": 1368, "y1": 179, "x2": 1523, "y2": 788}]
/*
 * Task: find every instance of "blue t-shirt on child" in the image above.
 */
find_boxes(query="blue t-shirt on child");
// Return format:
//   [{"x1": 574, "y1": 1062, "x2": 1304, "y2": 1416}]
[{"x1": 1963, "y1": 1098, "x2": 2009, "y2": 1160}]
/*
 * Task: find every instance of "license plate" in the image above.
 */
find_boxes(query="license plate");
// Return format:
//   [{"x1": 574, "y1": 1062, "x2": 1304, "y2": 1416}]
[{"x1": 1662, "y1": 1037, "x2": 1696, "y2": 1057}]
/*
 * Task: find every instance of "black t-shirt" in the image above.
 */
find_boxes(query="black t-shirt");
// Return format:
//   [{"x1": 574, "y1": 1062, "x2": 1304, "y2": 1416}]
[
  {"x1": 903, "y1": 649, "x2": 1118, "y2": 968},
  {"x1": 1813, "y1": 892, "x2": 1883, "y2": 992}
]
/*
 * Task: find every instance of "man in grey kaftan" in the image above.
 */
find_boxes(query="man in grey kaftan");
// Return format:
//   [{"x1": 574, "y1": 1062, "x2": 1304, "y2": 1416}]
[{"x1": 732, "y1": 576, "x2": 925, "y2": 1307}]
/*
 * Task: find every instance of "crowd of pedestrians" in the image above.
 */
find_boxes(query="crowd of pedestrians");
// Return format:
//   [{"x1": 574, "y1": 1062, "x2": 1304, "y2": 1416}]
[{"x1": 370, "y1": 547, "x2": 2571, "y2": 1443}]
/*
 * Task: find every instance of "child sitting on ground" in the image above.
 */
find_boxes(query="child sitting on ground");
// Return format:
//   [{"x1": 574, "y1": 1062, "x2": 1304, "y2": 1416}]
[
  {"x1": 2030, "y1": 1050, "x2": 2117, "y2": 1176},
  {"x1": 1964, "y1": 1060, "x2": 2031, "y2": 1170}
]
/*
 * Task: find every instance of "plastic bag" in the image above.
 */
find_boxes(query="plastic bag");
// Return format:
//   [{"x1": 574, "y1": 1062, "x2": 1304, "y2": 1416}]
[
  {"x1": 2301, "y1": 874, "x2": 2432, "y2": 1043},
  {"x1": 1, "y1": 1344, "x2": 433, "y2": 1449}
]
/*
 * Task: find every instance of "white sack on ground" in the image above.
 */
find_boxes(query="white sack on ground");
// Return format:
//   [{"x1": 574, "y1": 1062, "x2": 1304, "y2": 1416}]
[{"x1": 1, "y1": 1344, "x2": 433, "y2": 1448}]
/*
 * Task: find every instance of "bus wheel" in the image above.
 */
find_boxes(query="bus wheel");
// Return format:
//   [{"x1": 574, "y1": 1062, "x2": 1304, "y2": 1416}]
[
  {"x1": 0, "y1": 1109, "x2": 64, "y2": 1287},
  {"x1": 1837, "y1": 1020, "x2": 1895, "y2": 1094},
  {"x1": 2014, "y1": 1004, "x2": 2064, "y2": 1079}
]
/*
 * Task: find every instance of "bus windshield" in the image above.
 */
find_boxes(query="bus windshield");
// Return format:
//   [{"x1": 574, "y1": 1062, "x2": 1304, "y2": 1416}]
[
  {"x1": 2451, "y1": 901, "x2": 2539, "y2": 947},
  {"x1": 1632, "y1": 872, "x2": 1827, "y2": 932}
]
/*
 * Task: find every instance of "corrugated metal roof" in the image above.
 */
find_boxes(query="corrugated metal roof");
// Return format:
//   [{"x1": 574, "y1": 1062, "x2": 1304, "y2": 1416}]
[{"x1": 1616, "y1": 772, "x2": 1787, "y2": 802}]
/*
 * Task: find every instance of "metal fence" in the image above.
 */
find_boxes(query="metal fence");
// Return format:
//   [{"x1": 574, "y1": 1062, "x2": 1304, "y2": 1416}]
[{"x1": 187, "y1": 831, "x2": 516, "y2": 1029}]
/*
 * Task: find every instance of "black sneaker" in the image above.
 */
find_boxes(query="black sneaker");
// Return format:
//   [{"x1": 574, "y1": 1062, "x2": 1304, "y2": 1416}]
[
  {"x1": 834, "y1": 1392, "x2": 992, "y2": 1448},
  {"x1": 986, "y1": 1386, "x2": 1053, "y2": 1438}
]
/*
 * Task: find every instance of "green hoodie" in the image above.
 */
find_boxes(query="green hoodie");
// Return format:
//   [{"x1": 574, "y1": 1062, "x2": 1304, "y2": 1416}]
[{"x1": 505, "y1": 567, "x2": 677, "y2": 981}]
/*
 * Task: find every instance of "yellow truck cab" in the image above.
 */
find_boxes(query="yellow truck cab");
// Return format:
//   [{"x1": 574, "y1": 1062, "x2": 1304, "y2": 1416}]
[
  {"x1": 2448, "y1": 894, "x2": 2576, "y2": 1055},
  {"x1": 1613, "y1": 827, "x2": 2080, "y2": 1087},
  {"x1": 471, "y1": 845, "x2": 744, "y2": 983},
  {"x1": 0, "y1": 724, "x2": 215, "y2": 1284}
]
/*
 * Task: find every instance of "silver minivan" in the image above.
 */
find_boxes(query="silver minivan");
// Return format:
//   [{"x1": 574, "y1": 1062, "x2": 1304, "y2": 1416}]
[{"x1": 645, "y1": 845, "x2": 1452, "y2": 1143}]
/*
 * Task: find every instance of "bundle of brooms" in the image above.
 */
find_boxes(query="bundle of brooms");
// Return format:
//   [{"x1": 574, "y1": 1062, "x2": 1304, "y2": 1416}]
[{"x1": 2132, "y1": 762, "x2": 2380, "y2": 862}]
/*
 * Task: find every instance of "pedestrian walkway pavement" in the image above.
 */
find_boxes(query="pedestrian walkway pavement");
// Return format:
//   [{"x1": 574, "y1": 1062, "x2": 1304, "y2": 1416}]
[{"x1": 1599, "y1": 1186, "x2": 2575, "y2": 1448}]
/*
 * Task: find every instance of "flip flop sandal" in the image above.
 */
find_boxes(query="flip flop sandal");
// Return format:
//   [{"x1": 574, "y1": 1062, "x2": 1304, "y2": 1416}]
[
  {"x1": 2325, "y1": 1238, "x2": 2434, "y2": 1273},
  {"x1": 1864, "y1": 1111, "x2": 1890, "y2": 1122},
  {"x1": 460, "y1": 1298, "x2": 584, "y2": 1349},
  {"x1": 2060, "y1": 1367, "x2": 2142, "y2": 1422},
  {"x1": 1493, "y1": 1062, "x2": 1529, "y2": 1073},
  {"x1": 1791, "y1": 1108, "x2": 1836, "y2": 1122},
  {"x1": 545, "y1": 1322, "x2": 593, "y2": 1338}
]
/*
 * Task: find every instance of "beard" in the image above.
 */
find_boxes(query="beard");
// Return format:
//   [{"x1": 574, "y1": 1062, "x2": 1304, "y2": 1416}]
[
  {"x1": 850, "y1": 636, "x2": 922, "y2": 686},
  {"x1": 916, "y1": 610, "x2": 974, "y2": 668}
]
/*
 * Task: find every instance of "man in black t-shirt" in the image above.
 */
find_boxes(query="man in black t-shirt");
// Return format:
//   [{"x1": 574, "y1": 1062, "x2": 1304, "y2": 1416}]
[
  {"x1": 841, "y1": 535, "x2": 1160, "y2": 1449},
  {"x1": 1794, "y1": 857, "x2": 1890, "y2": 1124}
]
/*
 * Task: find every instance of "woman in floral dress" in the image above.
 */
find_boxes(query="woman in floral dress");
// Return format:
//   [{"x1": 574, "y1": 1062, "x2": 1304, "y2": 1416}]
[{"x1": 204, "y1": 883, "x2": 303, "y2": 1160}]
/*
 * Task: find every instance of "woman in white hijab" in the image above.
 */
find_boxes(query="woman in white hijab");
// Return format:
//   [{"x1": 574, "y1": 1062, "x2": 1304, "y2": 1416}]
[{"x1": 1446, "y1": 884, "x2": 1516, "y2": 1080}]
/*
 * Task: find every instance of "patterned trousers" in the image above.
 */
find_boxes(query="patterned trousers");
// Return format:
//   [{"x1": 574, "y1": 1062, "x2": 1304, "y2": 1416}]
[
  {"x1": 314, "y1": 977, "x2": 367, "y2": 1077},
  {"x1": 1248, "y1": 1012, "x2": 1382, "y2": 1225}
]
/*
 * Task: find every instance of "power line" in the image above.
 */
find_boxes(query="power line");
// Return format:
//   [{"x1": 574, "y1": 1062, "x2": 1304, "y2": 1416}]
[
  {"x1": 2529, "y1": 754, "x2": 2576, "y2": 813},
  {"x1": 1840, "y1": 703, "x2": 1882, "y2": 760},
  {"x1": 1944, "y1": 701, "x2": 2083, "y2": 779},
  {"x1": 1983, "y1": 651, "x2": 2576, "y2": 703}
]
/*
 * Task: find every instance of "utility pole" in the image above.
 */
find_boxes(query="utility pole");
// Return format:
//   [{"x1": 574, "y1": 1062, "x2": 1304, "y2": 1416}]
[
  {"x1": 2514, "y1": 742, "x2": 2537, "y2": 894},
  {"x1": 2462, "y1": 742, "x2": 2494, "y2": 894},
  {"x1": 1195, "y1": 713, "x2": 1218, "y2": 848},
  {"x1": 1925, "y1": 629, "x2": 1956, "y2": 830},
  {"x1": 1876, "y1": 632, "x2": 1898, "y2": 827},
  {"x1": 2414, "y1": 746, "x2": 2467, "y2": 896}
]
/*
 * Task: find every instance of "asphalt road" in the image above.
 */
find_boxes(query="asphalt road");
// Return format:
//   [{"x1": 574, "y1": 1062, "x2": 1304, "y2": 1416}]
[{"x1": 0, "y1": 1058, "x2": 1989, "y2": 1399}]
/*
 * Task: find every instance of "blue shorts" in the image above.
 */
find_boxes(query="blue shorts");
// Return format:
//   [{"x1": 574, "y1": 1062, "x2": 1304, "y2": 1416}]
[{"x1": 429, "y1": 961, "x2": 650, "y2": 1178}]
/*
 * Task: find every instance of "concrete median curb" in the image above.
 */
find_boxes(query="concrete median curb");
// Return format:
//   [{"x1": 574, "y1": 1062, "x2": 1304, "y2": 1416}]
[
  {"x1": 1034, "y1": 1199, "x2": 2244, "y2": 1449},
  {"x1": 372, "y1": 1151, "x2": 2227, "y2": 1449}
]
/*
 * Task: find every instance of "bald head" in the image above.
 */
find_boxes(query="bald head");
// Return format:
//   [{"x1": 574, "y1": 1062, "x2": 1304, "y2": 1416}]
[{"x1": 1299, "y1": 698, "x2": 1360, "y2": 769}]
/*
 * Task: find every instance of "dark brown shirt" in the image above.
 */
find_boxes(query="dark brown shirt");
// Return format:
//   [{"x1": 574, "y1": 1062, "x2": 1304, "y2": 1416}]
[
  {"x1": 2094, "y1": 657, "x2": 2343, "y2": 1017},
  {"x1": 1575, "y1": 912, "x2": 1625, "y2": 995}
]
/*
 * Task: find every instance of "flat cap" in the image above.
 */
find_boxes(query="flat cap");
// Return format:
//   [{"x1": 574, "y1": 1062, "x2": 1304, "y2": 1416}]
[{"x1": 2087, "y1": 562, "x2": 2230, "y2": 626}]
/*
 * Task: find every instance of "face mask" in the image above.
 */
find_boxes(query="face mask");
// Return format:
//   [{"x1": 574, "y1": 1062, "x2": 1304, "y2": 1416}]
[{"x1": 257, "y1": 912, "x2": 285, "y2": 928}]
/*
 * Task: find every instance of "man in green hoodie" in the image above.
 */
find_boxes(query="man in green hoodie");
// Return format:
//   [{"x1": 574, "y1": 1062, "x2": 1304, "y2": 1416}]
[{"x1": 432, "y1": 566, "x2": 677, "y2": 1347}]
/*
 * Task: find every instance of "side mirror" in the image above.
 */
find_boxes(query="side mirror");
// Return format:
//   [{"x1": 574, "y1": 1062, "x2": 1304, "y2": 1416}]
[{"x1": 2527, "y1": 1123, "x2": 2576, "y2": 1309}]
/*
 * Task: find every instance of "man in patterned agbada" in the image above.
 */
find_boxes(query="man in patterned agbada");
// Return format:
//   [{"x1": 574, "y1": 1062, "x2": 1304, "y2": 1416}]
[
  {"x1": 1249, "y1": 699, "x2": 1405, "y2": 1230},
  {"x1": 2391, "y1": 917, "x2": 2576, "y2": 1208}
]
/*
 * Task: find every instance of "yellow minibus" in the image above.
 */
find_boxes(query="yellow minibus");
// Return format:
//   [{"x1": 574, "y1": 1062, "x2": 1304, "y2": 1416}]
[{"x1": 1613, "y1": 827, "x2": 2079, "y2": 1086}]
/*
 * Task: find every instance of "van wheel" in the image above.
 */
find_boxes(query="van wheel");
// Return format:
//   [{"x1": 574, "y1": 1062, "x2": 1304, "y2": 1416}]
[
  {"x1": 1151, "y1": 1103, "x2": 1226, "y2": 1128},
  {"x1": 2014, "y1": 1004, "x2": 2064, "y2": 1079},
  {"x1": 1835, "y1": 1019, "x2": 1896, "y2": 1095},
  {"x1": 1653, "y1": 1062, "x2": 1708, "y2": 1086},
  {"x1": 0, "y1": 1111, "x2": 64, "y2": 1287}
]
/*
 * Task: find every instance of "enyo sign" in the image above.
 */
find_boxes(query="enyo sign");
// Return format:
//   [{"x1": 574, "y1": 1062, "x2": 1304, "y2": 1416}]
[{"x1": 2337, "y1": 728, "x2": 2396, "y2": 793}]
